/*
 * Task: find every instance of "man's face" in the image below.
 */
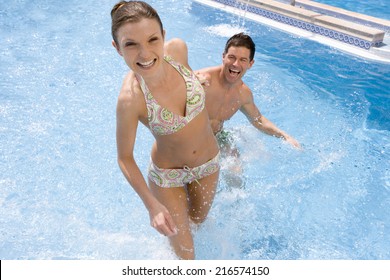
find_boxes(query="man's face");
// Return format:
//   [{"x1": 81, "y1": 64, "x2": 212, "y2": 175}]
[{"x1": 222, "y1": 46, "x2": 254, "y2": 83}]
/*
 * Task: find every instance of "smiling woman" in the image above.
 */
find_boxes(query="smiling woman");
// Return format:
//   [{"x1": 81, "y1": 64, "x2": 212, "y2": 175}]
[{"x1": 110, "y1": 0, "x2": 220, "y2": 260}]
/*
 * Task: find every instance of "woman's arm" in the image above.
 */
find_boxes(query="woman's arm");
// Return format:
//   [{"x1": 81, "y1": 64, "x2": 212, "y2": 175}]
[{"x1": 116, "y1": 75, "x2": 177, "y2": 236}]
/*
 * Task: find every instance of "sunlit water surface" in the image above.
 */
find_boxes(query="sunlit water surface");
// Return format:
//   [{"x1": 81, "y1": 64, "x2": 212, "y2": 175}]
[{"x1": 1, "y1": 0, "x2": 389, "y2": 259}]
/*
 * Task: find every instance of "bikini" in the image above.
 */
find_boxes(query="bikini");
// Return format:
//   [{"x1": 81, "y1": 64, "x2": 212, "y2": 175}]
[{"x1": 136, "y1": 56, "x2": 220, "y2": 188}]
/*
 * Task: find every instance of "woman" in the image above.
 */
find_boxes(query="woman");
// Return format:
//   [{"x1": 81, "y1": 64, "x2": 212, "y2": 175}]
[{"x1": 111, "y1": 1, "x2": 220, "y2": 259}]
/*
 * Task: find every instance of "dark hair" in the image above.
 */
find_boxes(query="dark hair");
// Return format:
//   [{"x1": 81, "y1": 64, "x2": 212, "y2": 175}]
[
  {"x1": 111, "y1": 1, "x2": 163, "y2": 45},
  {"x1": 224, "y1": 32, "x2": 256, "y2": 61}
]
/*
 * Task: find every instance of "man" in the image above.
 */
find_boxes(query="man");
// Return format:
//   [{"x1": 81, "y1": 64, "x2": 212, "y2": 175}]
[
  {"x1": 197, "y1": 32, "x2": 300, "y2": 148},
  {"x1": 196, "y1": 33, "x2": 300, "y2": 186}
]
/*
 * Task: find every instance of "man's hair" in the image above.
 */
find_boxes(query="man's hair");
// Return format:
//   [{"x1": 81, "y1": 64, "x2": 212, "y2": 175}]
[{"x1": 224, "y1": 32, "x2": 256, "y2": 61}]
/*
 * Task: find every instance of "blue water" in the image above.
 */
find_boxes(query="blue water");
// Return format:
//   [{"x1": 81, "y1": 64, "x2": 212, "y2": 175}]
[{"x1": 0, "y1": 0, "x2": 389, "y2": 259}]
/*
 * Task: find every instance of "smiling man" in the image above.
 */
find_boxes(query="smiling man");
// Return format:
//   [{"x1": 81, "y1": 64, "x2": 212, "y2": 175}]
[
  {"x1": 196, "y1": 33, "x2": 300, "y2": 187},
  {"x1": 196, "y1": 32, "x2": 300, "y2": 148}
]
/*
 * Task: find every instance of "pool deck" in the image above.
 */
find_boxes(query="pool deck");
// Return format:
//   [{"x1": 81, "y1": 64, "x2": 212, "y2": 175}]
[{"x1": 194, "y1": 0, "x2": 390, "y2": 63}]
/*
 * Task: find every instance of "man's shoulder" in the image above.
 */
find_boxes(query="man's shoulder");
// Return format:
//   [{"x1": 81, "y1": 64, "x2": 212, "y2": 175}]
[
  {"x1": 195, "y1": 65, "x2": 221, "y2": 88},
  {"x1": 197, "y1": 65, "x2": 221, "y2": 75},
  {"x1": 238, "y1": 82, "x2": 254, "y2": 103},
  {"x1": 240, "y1": 81, "x2": 252, "y2": 93}
]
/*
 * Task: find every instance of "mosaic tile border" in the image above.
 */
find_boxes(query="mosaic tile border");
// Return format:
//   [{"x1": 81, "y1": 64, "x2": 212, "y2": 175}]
[{"x1": 210, "y1": 0, "x2": 381, "y2": 49}]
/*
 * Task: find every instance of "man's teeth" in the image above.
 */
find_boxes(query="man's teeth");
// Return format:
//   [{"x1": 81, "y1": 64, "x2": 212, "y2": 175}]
[{"x1": 230, "y1": 69, "x2": 240, "y2": 74}]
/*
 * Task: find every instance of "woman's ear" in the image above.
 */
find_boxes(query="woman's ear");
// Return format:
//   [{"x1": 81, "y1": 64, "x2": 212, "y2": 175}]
[{"x1": 112, "y1": 40, "x2": 122, "y2": 56}]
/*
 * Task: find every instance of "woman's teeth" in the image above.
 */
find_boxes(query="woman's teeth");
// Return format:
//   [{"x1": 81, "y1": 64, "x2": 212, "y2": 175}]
[{"x1": 138, "y1": 59, "x2": 155, "y2": 67}]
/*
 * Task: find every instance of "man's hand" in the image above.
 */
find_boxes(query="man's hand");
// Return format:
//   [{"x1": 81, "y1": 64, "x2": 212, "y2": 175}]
[
  {"x1": 285, "y1": 135, "x2": 302, "y2": 150},
  {"x1": 195, "y1": 72, "x2": 210, "y2": 86}
]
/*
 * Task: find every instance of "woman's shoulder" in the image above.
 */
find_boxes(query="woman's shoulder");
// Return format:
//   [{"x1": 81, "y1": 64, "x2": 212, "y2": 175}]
[
  {"x1": 164, "y1": 38, "x2": 189, "y2": 68},
  {"x1": 164, "y1": 38, "x2": 187, "y2": 54},
  {"x1": 117, "y1": 72, "x2": 143, "y2": 107}
]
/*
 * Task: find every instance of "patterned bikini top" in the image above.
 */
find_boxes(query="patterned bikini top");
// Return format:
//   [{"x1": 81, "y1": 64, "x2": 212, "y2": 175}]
[{"x1": 136, "y1": 56, "x2": 205, "y2": 136}]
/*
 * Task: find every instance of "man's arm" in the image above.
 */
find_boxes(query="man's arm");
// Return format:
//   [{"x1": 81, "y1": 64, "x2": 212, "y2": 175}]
[{"x1": 240, "y1": 88, "x2": 301, "y2": 149}]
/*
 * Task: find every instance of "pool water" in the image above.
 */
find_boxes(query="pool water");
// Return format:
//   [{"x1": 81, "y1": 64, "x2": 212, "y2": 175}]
[{"x1": 0, "y1": 0, "x2": 389, "y2": 259}]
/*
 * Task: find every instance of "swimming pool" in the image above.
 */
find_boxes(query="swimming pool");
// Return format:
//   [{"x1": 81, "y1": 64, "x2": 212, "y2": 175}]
[{"x1": 0, "y1": 0, "x2": 389, "y2": 259}]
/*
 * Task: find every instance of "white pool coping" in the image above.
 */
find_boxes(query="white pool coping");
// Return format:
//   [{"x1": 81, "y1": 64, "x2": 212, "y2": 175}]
[{"x1": 194, "y1": 0, "x2": 390, "y2": 64}]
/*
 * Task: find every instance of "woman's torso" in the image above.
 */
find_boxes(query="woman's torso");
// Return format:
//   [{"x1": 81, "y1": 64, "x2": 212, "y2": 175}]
[{"x1": 135, "y1": 56, "x2": 219, "y2": 168}]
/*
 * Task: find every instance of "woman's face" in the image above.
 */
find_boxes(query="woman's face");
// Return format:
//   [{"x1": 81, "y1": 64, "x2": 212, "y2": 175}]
[{"x1": 113, "y1": 18, "x2": 165, "y2": 76}]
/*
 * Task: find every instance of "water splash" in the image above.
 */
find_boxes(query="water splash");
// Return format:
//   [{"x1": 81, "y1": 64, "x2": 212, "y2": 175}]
[
  {"x1": 203, "y1": 23, "x2": 249, "y2": 38},
  {"x1": 202, "y1": 0, "x2": 251, "y2": 37}
]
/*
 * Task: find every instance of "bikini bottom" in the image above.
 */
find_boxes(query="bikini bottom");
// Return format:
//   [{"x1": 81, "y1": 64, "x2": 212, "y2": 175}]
[{"x1": 148, "y1": 152, "x2": 220, "y2": 188}]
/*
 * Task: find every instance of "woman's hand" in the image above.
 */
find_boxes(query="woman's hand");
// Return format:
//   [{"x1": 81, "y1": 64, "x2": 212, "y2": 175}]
[{"x1": 149, "y1": 202, "x2": 178, "y2": 237}]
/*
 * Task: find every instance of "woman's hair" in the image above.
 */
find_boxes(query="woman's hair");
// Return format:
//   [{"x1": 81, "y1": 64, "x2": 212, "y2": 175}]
[
  {"x1": 224, "y1": 32, "x2": 256, "y2": 61},
  {"x1": 111, "y1": 1, "x2": 163, "y2": 45}
]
